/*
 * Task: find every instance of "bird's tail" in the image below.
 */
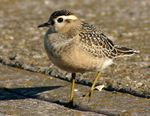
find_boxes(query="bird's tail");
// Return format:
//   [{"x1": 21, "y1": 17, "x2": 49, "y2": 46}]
[{"x1": 114, "y1": 45, "x2": 140, "y2": 57}]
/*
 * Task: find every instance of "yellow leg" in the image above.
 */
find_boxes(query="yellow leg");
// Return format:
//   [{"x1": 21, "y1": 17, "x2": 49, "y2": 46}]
[
  {"x1": 69, "y1": 73, "x2": 76, "y2": 105},
  {"x1": 86, "y1": 71, "x2": 101, "y2": 97}
]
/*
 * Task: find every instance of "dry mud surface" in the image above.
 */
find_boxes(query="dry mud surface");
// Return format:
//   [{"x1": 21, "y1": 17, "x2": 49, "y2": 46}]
[{"x1": 0, "y1": 0, "x2": 150, "y2": 116}]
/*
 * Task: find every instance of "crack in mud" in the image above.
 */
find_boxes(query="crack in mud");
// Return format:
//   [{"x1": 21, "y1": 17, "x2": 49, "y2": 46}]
[{"x1": 0, "y1": 57, "x2": 149, "y2": 98}]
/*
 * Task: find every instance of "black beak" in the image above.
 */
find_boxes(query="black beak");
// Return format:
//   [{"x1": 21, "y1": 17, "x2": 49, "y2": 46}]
[{"x1": 38, "y1": 22, "x2": 51, "y2": 28}]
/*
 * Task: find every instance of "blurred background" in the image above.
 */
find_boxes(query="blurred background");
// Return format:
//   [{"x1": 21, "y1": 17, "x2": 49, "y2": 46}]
[
  {"x1": 0, "y1": 0, "x2": 150, "y2": 97},
  {"x1": 0, "y1": 0, "x2": 150, "y2": 115}
]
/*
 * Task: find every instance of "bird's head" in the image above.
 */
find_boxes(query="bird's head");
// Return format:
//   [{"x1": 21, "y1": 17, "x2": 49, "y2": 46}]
[{"x1": 38, "y1": 10, "x2": 81, "y2": 35}]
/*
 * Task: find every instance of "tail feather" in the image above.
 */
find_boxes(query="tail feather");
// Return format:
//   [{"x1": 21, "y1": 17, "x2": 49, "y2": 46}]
[{"x1": 114, "y1": 45, "x2": 139, "y2": 57}]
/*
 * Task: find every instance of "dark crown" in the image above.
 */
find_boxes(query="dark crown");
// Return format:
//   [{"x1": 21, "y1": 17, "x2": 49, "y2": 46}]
[{"x1": 49, "y1": 10, "x2": 73, "y2": 20}]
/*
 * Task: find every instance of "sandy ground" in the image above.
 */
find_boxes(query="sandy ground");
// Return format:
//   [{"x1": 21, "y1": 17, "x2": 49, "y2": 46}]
[{"x1": 0, "y1": 0, "x2": 150, "y2": 115}]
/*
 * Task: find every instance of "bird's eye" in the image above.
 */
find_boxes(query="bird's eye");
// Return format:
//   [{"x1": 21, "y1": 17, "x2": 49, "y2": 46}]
[{"x1": 57, "y1": 18, "x2": 63, "y2": 23}]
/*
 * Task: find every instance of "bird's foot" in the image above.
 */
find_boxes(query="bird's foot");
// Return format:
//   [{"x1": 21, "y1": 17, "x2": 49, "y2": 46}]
[
  {"x1": 64, "y1": 100, "x2": 77, "y2": 108},
  {"x1": 83, "y1": 91, "x2": 92, "y2": 97},
  {"x1": 82, "y1": 90, "x2": 92, "y2": 102}
]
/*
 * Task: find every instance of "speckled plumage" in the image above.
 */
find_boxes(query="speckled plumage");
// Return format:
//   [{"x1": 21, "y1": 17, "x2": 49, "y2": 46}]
[
  {"x1": 39, "y1": 10, "x2": 138, "y2": 72},
  {"x1": 79, "y1": 22, "x2": 138, "y2": 59},
  {"x1": 38, "y1": 9, "x2": 139, "y2": 105}
]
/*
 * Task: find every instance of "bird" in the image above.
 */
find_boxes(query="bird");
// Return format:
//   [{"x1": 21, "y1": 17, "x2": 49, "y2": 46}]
[{"x1": 38, "y1": 9, "x2": 139, "y2": 106}]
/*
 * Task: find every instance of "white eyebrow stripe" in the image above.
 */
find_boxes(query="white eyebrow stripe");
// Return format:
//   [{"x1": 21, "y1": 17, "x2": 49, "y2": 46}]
[{"x1": 57, "y1": 15, "x2": 78, "y2": 20}]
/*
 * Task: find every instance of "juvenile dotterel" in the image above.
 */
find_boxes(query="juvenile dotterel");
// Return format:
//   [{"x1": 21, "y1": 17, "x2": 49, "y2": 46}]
[{"x1": 38, "y1": 10, "x2": 139, "y2": 106}]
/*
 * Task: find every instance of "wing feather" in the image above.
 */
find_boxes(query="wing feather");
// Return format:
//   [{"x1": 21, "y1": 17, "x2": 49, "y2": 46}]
[{"x1": 79, "y1": 22, "x2": 116, "y2": 58}]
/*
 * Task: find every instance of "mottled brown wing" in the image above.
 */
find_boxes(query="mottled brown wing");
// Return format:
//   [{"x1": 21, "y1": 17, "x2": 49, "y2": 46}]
[
  {"x1": 79, "y1": 22, "x2": 117, "y2": 58},
  {"x1": 81, "y1": 22, "x2": 97, "y2": 32}
]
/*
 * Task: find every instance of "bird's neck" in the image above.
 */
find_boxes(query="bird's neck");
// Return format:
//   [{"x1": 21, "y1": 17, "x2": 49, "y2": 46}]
[{"x1": 59, "y1": 20, "x2": 81, "y2": 38}]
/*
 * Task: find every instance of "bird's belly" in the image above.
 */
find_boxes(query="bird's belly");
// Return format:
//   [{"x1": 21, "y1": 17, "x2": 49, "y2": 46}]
[
  {"x1": 47, "y1": 48, "x2": 113, "y2": 73},
  {"x1": 48, "y1": 55, "x2": 93, "y2": 73}
]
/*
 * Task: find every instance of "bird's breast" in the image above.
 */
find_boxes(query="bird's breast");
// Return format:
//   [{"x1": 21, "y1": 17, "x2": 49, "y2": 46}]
[{"x1": 44, "y1": 33, "x2": 113, "y2": 72}]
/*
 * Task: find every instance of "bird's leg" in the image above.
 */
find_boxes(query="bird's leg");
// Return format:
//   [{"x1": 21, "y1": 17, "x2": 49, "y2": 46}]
[
  {"x1": 68, "y1": 73, "x2": 76, "y2": 106},
  {"x1": 85, "y1": 71, "x2": 100, "y2": 97}
]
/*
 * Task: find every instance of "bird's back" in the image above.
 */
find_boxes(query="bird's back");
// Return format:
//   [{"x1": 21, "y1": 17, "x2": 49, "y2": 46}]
[{"x1": 78, "y1": 22, "x2": 139, "y2": 59}]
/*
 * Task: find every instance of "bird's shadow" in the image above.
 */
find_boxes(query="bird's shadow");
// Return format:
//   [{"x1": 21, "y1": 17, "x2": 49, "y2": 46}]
[
  {"x1": 0, "y1": 85, "x2": 62, "y2": 100},
  {"x1": 0, "y1": 85, "x2": 81, "y2": 109}
]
